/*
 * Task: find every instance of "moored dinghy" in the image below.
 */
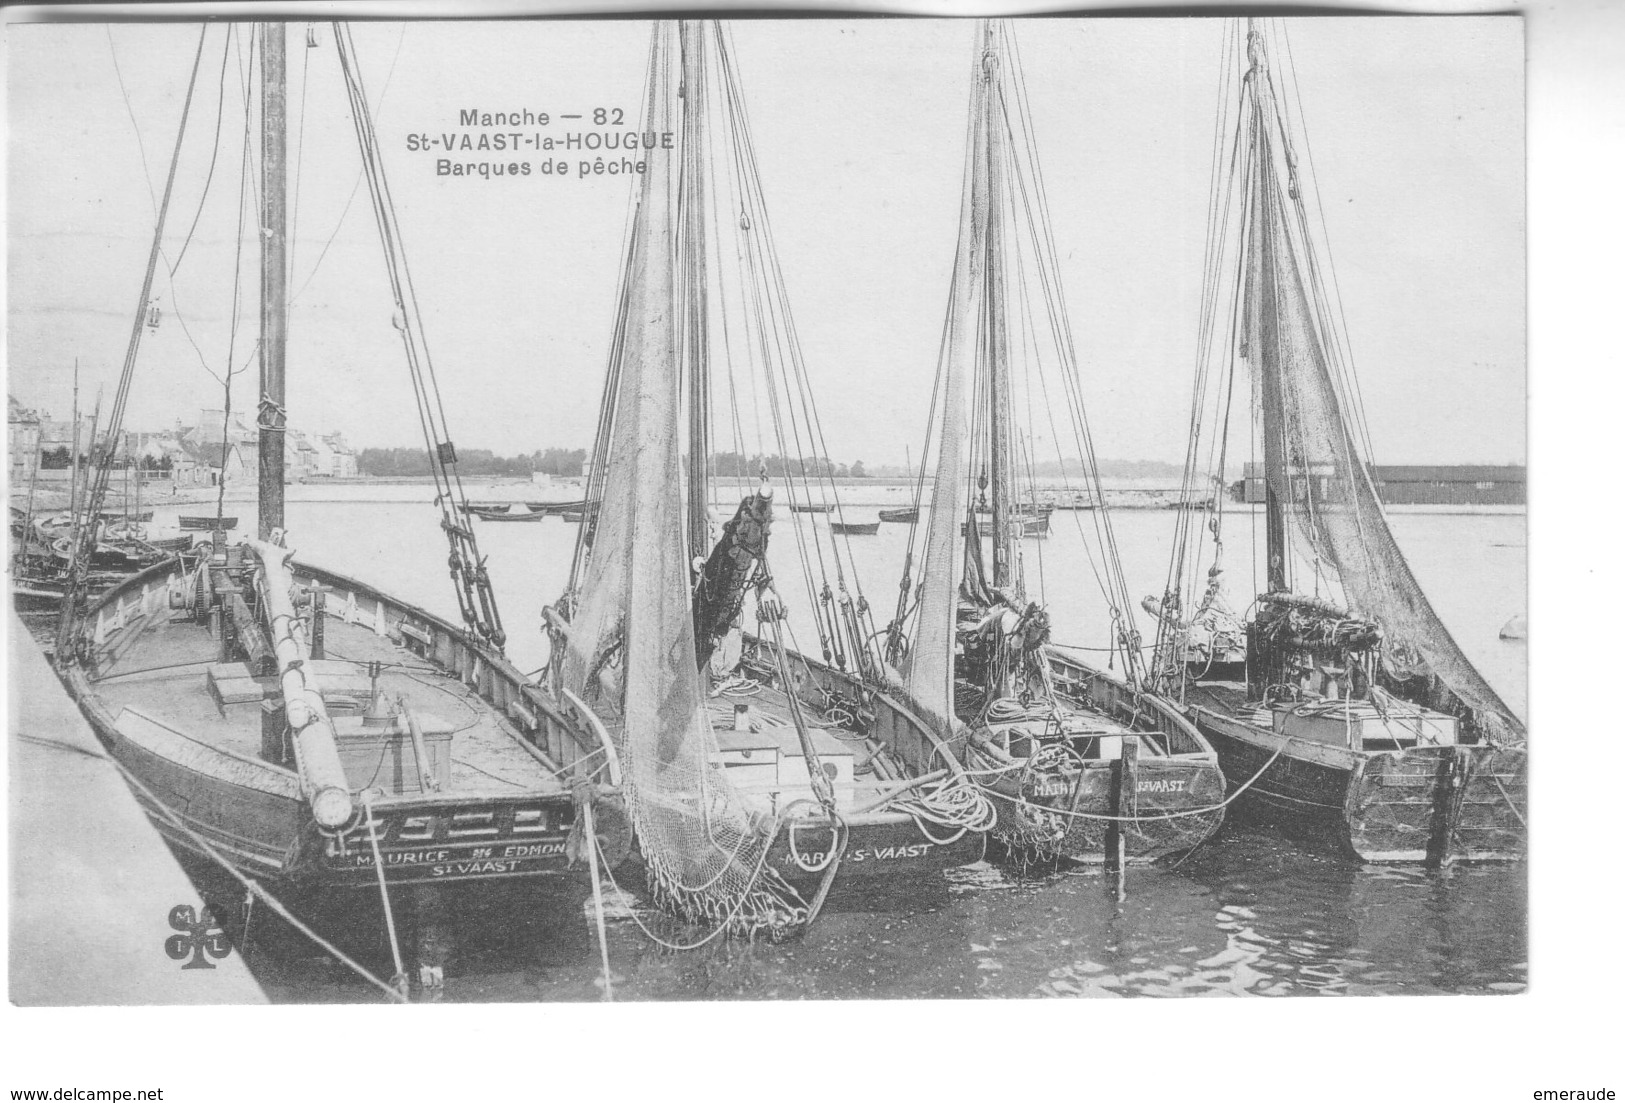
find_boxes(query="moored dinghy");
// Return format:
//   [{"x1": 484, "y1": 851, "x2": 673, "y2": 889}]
[
  {"x1": 1147, "y1": 21, "x2": 1525, "y2": 863},
  {"x1": 545, "y1": 21, "x2": 990, "y2": 937},
  {"x1": 882, "y1": 21, "x2": 1226, "y2": 867}
]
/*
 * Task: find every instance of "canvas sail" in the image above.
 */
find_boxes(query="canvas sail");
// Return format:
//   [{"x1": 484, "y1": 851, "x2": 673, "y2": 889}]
[
  {"x1": 1241, "y1": 52, "x2": 1525, "y2": 739},
  {"x1": 561, "y1": 23, "x2": 802, "y2": 931},
  {"x1": 902, "y1": 50, "x2": 994, "y2": 732}
]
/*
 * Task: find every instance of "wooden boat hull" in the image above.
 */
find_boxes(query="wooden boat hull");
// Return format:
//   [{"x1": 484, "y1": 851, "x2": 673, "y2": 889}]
[
  {"x1": 877, "y1": 508, "x2": 918, "y2": 523},
  {"x1": 1189, "y1": 700, "x2": 1526, "y2": 863},
  {"x1": 474, "y1": 509, "x2": 548, "y2": 522},
  {"x1": 789, "y1": 503, "x2": 833, "y2": 514},
  {"x1": 768, "y1": 810, "x2": 985, "y2": 886},
  {"x1": 59, "y1": 556, "x2": 629, "y2": 894},
  {"x1": 178, "y1": 516, "x2": 238, "y2": 530},
  {"x1": 648, "y1": 635, "x2": 991, "y2": 891},
  {"x1": 961, "y1": 515, "x2": 1049, "y2": 537},
  {"x1": 963, "y1": 649, "x2": 1226, "y2": 864},
  {"x1": 976, "y1": 755, "x2": 1225, "y2": 865},
  {"x1": 830, "y1": 521, "x2": 880, "y2": 535}
]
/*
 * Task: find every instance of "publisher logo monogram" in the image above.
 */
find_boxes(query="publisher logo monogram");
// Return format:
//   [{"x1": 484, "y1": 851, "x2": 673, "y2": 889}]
[{"x1": 164, "y1": 904, "x2": 232, "y2": 970}]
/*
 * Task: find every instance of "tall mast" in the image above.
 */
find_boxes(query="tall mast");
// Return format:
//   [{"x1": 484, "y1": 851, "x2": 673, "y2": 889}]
[
  {"x1": 258, "y1": 23, "x2": 287, "y2": 540},
  {"x1": 981, "y1": 22, "x2": 1015, "y2": 592},
  {"x1": 1241, "y1": 22, "x2": 1289, "y2": 595},
  {"x1": 679, "y1": 20, "x2": 712, "y2": 566}
]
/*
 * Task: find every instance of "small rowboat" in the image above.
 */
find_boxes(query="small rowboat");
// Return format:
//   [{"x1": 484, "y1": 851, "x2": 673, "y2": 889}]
[
  {"x1": 525, "y1": 500, "x2": 586, "y2": 514},
  {"x1": 961, "y1": 514, "x2": 1050, "y2": 538},
  {"x1": 178, "y1": 515, "x2": 237, "y2": 531},
  {"x1": 878, "y1": 507, "x2": 918, "y2": 523},
  {"x1": 789, "y1": 502, "x2": 833, "y2": 514},
  {"x1": 99, "y1": 510, "x2": 154, "y2": 523},
  {"x1": 831, "y1": 520, "x2": 880, "y2": 535},
  {"x1": 459, "y1": 502, "x2": 510, "y2": 514},
  {"x1": 467, "y1": 506, "x2": 537, "y2": 521},
  {"x1": 477, "y1": 509, "x2": 550, "y2": 522}
]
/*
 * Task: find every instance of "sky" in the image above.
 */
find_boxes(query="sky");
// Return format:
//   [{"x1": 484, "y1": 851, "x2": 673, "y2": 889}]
[{"x1": 5, "y1": 16, "x2": 1524, "y2": 467}]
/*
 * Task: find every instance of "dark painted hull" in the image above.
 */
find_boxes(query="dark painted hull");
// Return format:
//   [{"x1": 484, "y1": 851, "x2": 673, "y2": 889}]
[
  {"x1": 877, "y1": 508, "x2": 918, "y2": 523},
  {"x1": 178, "y1": 516, "x2": 238, "y2": 530},
  {"x1": 767, "y1": 811, "x2": 985, "y2": 889},
  {"x1": 1191, "y1": 703, "x2": 1526, "y2": 863},
  {"x1": 830, "y1": 521, "x2": 880, "y2": 535},
  {"x1": 977, "y1": 754, "x2": 1225, "y2": 865}
]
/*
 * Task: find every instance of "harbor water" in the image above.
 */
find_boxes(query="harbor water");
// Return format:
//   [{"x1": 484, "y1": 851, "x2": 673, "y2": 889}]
[{"x1": 33, "y1": 483, "x2": 1527, "y2": 1000}]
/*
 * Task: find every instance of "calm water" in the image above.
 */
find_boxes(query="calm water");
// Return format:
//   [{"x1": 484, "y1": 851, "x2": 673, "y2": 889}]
[{"x1": 116, "y1": 485, "x2": 1529, "y2": 1000}]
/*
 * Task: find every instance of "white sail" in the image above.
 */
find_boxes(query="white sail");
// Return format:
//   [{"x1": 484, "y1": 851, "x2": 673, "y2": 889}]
[{"x1": 902, "y1": 41, "x2": 994, "y2": 731}]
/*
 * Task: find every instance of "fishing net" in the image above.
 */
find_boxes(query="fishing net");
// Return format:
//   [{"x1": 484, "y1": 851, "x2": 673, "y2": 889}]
[
  {"x1": 560, "y1": 24, "x2": 804, "y2": 935},
  {"x1": 1242, "y1": 68, "x2": 1525, "y2": 743},
  {"x1": 901, "y1": 55, "x2": 991, "y2": 735}
]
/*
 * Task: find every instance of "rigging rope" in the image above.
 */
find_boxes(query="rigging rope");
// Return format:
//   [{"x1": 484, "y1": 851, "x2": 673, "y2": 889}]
[
  {"x1": 333, "y1": 23, "x2": 505, "y2": 650},
  {"x1": 58, "y1": 26, "x2": 210, "y2": 656}
]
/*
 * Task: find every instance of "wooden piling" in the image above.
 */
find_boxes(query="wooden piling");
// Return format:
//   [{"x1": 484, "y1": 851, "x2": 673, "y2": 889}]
[
  {"x1": 1106, "y1": 740, "x2": 1139, "y2": 871},
  {"x1": 1426, "y1": 745, "x2": 1469, "y2": 866}
]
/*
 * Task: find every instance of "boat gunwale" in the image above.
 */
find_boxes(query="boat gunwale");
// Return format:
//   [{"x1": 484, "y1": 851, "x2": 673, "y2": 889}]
[{"x1": 67, "y1": 551, "x2": 608, "y2": 798}]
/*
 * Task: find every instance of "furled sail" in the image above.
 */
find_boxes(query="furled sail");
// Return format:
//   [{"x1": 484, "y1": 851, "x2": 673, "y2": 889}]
[
  {"x1": 901, "y1": 47, "x2": 994, "y2": 733},
  {"x1": 1240, "y1": 39, "x2": 1525, "y2": 739},
  {"x1": 561, "y1": 23, "x2": 802, "y2": 932}
]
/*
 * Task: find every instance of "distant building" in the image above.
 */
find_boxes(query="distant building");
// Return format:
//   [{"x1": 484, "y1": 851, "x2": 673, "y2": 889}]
[
  {"x1": 1231, "y1": 463, "x2": 1526, "y2": 506},
  {"x1": 8, "y1": 396, "x2": 42, "y2": 485}
]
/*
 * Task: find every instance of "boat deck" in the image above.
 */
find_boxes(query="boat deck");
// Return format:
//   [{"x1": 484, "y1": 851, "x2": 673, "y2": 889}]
[
  {"x1": 91, "y1": 613, "x2": 563, "y2": 797},
  {"x1": 972, "y1": 695, "x2": 1177, "y2": 760},
  {"x1": 1186, "y1": 680, "x2": 1272, "y2": 725},
  {"x1": 700, "y1": 676, "x2": 899, "y2": 817}
]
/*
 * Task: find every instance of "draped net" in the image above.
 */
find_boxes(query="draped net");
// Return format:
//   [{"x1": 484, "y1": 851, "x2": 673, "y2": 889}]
[
  {"x1": 902, "y1": 54, "x2": 991, "y2": 735},
  {"x1": 561, "y1": 23, "x2": 803, "y2": 933},
  {"x1": 1244, "y1": 72, "x2": 1525, "y2": 742}
]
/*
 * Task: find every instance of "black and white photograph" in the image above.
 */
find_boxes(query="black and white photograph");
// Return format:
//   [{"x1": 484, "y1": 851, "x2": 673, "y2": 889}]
[{"x1": 1, "y1": 1, "x2": 1614, "y2": 1098}]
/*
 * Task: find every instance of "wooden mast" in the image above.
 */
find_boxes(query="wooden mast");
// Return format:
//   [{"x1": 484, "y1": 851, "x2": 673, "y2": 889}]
[
  {"x1": 1244, "y1": 22, "x2": 1290, "y2": 596},
  {"x1": 679, "y1": 21, "x2": 712, "y2": 566},
  {"x1": 981, "y1": 22, "x2": 1015, "y2": 593},
  {"x1": 258, "y1": 23, "x2": 287, "y2": 540}
]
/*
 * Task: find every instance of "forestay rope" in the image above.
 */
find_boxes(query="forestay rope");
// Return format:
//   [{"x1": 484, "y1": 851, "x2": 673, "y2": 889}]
[{"x1": 333, "y1": 23, "x2": 506, "y2": 650}]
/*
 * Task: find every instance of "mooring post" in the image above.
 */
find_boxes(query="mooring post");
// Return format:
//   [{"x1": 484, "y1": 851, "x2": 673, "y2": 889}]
[
  {"x1": 1106, "y1": 740, "x2": 1138, "y2": 872},
  {"x1": 1426, "y1": 745, "x2": 1468, "y2": 866},
  {"x1": 309, "y1": 586, "x2": 326, "y2": 661}
]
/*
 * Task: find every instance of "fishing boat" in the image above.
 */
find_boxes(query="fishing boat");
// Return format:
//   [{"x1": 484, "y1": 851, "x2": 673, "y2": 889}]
[
  {"x1": 179, "y1": 515, "x2": 238, "y2": 531},
  {"x1": 830, "y1": 520, "x2": 880, "y2": 536},
  {"x1": 525, "y1": 499, "x2": 586, "y2": 514},
  {"x1": 882, "y1": 21, "x2": 1225, "y2": 867},
  {"x1": 457, "y1": 502, "x2": 510, "y2": 514},
  {"x1": 878, "y1": 507, "x2": 918, "y2": 524},
  {"x1": 1147, "y1": 21, "x2": 1525, "y2": 863},
  {"x1": 50, "y1": 23, "x2": 629, "y2": 992},
  {"x1": 789, "y1": 502, "x2": 833, "y2": 514},
  {"x1": 544, "y1": 20, "x2": 989, "y2": 937},
  {"x1": 99, "y1": 509, "x2": 155, "y2": 523}
]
